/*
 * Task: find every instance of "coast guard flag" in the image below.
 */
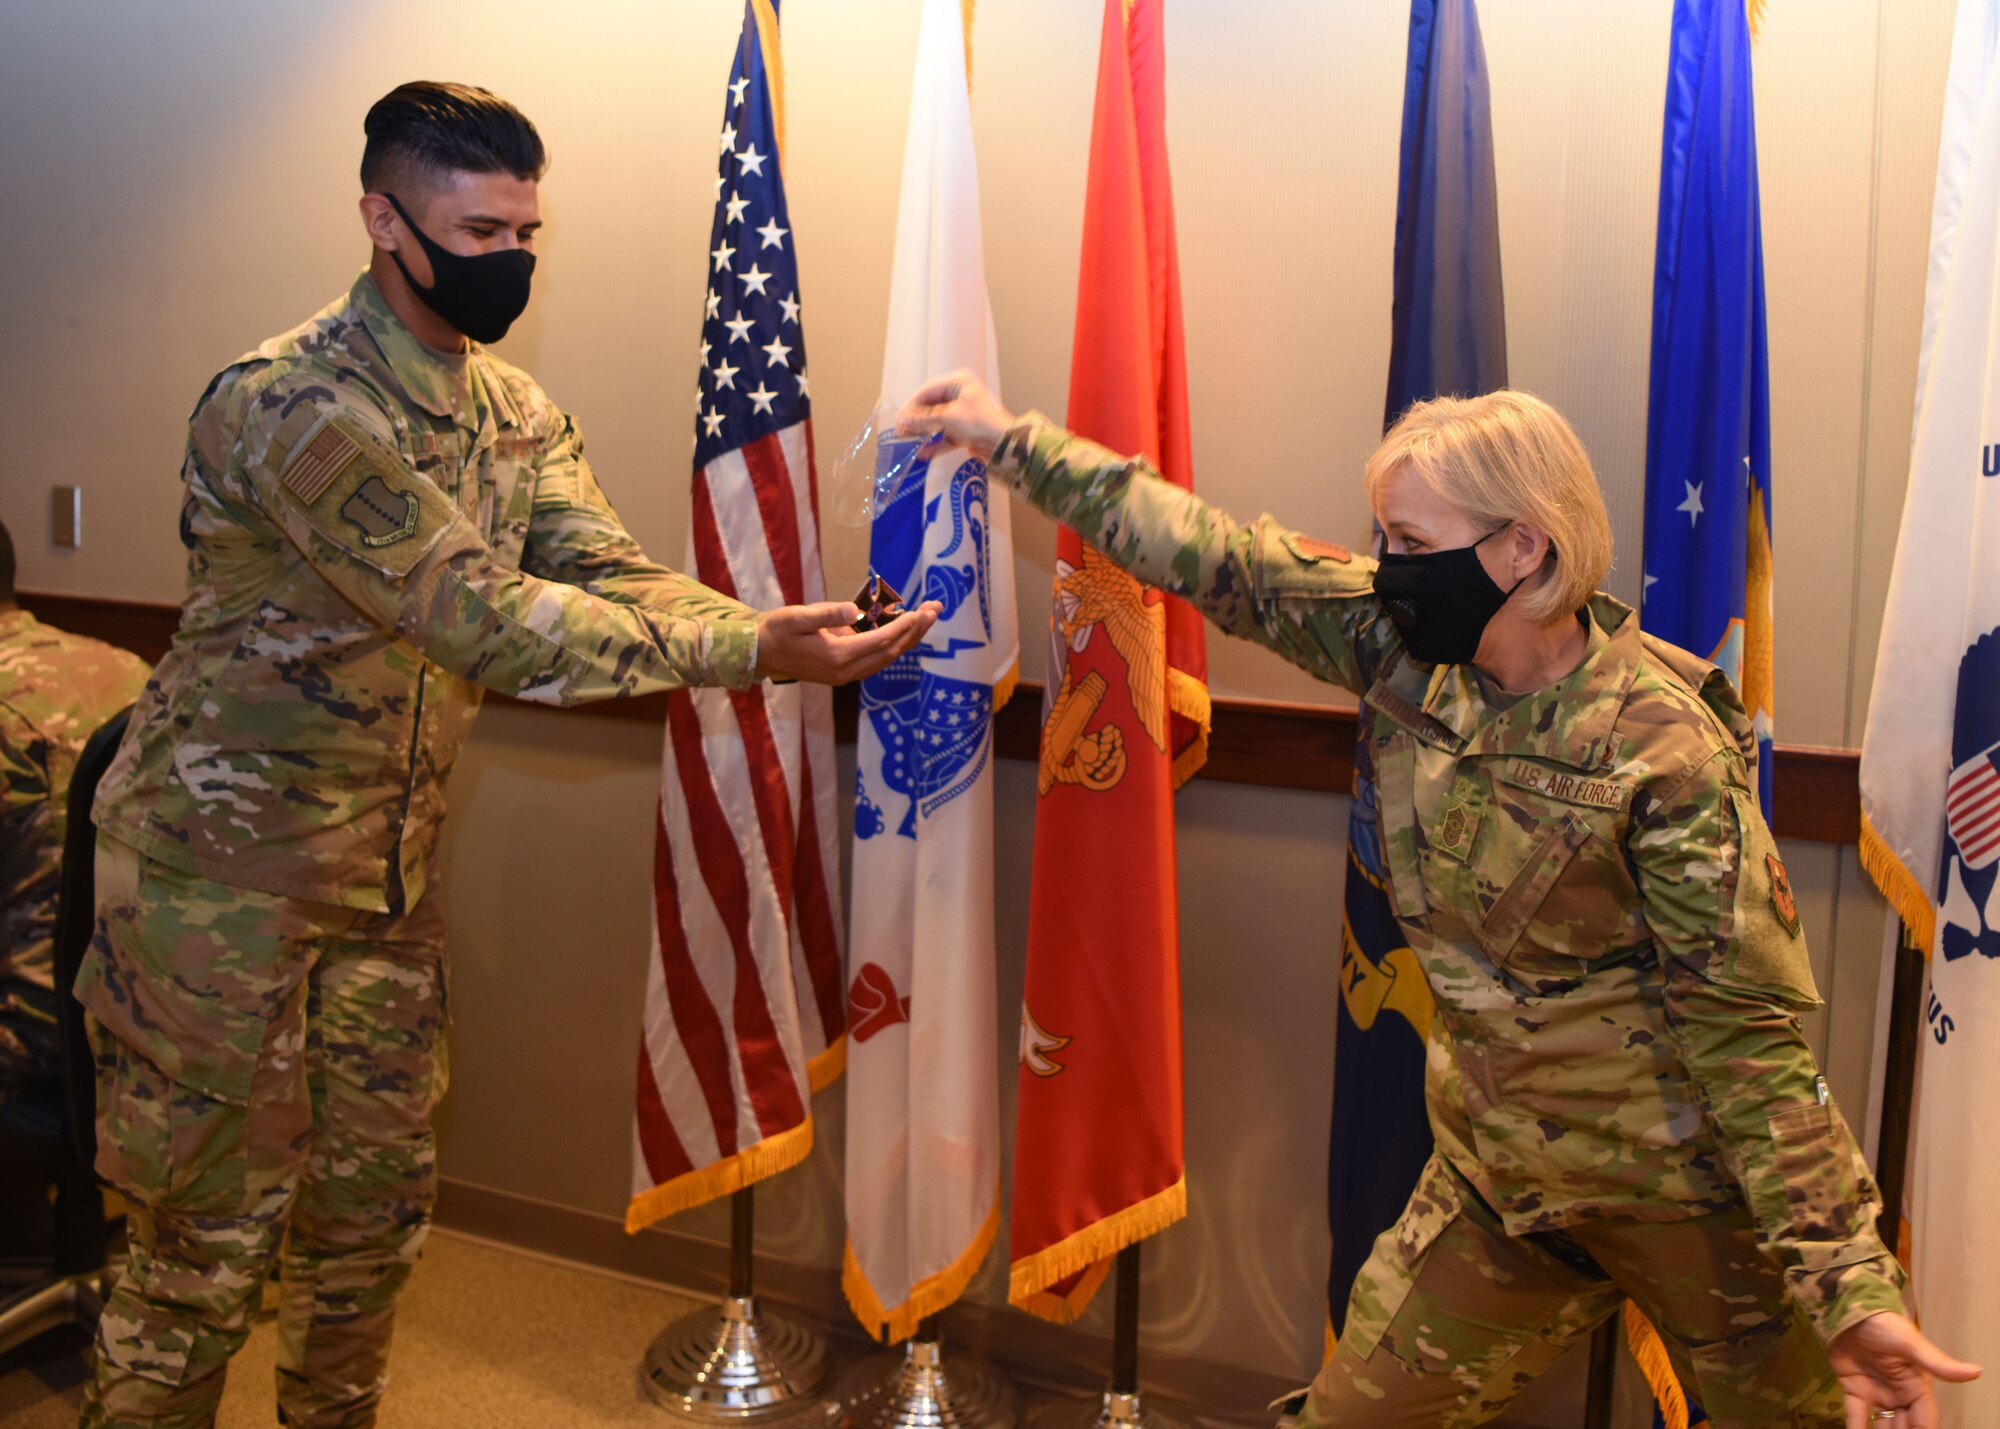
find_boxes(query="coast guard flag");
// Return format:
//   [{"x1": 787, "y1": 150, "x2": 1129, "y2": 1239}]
[
  {"x1": 1327, "y1": 0, "x2": 1496, "y2": 1349},
  {"x1": 1641, "y1": 0, "x2": 1775, "y2": 813},
  {"x1": 843, "y1": 0, "x2": 1018, "y2": 1344},
  {"x1": 627, "y1": 0, "x2": 847, "y2": 1232},
  {"x1": 1859, "y1": 1, "x2": 2000, "y2": 1421},
  {"x1": 1009, "y1": 0, "x2": 1209, "y2": 1323}
]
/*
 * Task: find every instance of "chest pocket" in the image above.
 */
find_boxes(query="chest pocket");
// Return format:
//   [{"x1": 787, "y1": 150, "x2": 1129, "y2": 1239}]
[{"x1": 1475, "y1": 791, "x2": 1644, "y2": 993}]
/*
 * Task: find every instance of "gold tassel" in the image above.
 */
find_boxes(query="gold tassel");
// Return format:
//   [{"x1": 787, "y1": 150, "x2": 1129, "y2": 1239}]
[
  {"x1": 624, "y1": 1116, "x2": 815, "y2": 1233},
  {"x1": 1624, "y1": 1301, "x2": 1692, "y2": 1429},
  {"x1": 1007, "y1": 1177, "x2": 1188, "y2": 1315},
  {"x1": 1746, "y1": 0, "x2": 1766, "y2": 42},
  {"x1": 1858, "y1": 813, "x2": 1937, "y2": 959}
]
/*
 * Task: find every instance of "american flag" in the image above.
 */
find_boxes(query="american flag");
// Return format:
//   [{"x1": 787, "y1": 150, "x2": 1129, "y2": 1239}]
[
  {"x1": 626, "y1": 0, "x2": 846, "y2": 1231},
  {"x1": 1946, "y1": 741, "x2": 2000, "y2": 870}
]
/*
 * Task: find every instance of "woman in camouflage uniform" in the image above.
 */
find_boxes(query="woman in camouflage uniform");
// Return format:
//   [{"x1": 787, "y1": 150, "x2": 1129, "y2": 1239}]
[{"x1": 899, "y1": 374, "x2": 1981, "y2": 1429}]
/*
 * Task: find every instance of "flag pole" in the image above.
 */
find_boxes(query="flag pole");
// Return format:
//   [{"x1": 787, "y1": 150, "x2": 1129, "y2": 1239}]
[
  {"x1": 640, "y1": 1185, "x2": 830, "y2": 1419},
  {"x1": 1872, "y1": 926, "x2": 1927, "y2": 1258},
  {"x1": 1035, "y1": 1244, "x2": 1186, "y2": 1429}
]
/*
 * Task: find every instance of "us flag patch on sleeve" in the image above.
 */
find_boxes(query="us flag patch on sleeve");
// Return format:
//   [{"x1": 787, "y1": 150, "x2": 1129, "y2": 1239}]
[{"x1": 282, "y1": 424, "x2": 361, "y2": 504}]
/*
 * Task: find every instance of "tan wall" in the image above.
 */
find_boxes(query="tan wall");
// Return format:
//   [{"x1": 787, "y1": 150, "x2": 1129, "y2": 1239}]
[{"x1": 0, "y1": 0, "x2": 1958, "y2": 1411}]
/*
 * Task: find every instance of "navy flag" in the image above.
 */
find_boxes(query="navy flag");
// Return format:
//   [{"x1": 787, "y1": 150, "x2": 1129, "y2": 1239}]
[{"x1": 1326, "y1": 0, "x2": 1501, "y2": 1348}]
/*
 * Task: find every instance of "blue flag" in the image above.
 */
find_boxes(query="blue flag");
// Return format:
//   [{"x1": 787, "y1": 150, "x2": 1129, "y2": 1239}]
[
  {"x1": 1326, "y1": 0, "x2": 1502, "y2": 1346},
  {"x1": 1641, "y1": 0, "x2": 1775, "y2": 812}
]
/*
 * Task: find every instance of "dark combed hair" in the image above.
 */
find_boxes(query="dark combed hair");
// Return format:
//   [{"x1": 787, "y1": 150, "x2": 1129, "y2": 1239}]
[{"x1": 361, "y1": 81, "x2": 547, "y2": 196}]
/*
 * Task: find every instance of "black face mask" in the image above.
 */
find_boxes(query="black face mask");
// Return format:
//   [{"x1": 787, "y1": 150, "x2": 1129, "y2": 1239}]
[
  {"x1": 1374, "y1": 526, "x2": 1529, "y2": 666},
  {"x1": 382, "y1": 192, "x2": 535, "y2": 344}
]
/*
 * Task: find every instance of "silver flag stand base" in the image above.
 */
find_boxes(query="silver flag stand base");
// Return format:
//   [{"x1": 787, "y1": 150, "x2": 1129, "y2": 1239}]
[
  {"x1": 641, "y1": 1188, "x2": 829, "y2": 1422},
  {"x1": 1030, "y1": 1389, "x2": 1185, "y2": 1429},
  {"x1": 825, "y1": 1329, "x2": 1018, "y2": 1429},
  {"x1": 642, "y1": 1293, "x2": 828, "y2": 1421}
]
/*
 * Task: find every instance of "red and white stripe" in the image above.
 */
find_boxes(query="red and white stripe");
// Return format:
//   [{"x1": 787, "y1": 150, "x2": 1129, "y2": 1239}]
[
  {"x1": 628, "y1": 421, "x2": 846, "y2": 1223},
  {"x1": 1946, "y1": 744, "x2": 2000, "y2": 869}
]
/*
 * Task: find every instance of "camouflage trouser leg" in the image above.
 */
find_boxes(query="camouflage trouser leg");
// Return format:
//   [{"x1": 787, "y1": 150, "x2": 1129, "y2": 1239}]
[
  {"x1": 75, "y1": 838, "x2": 447, "y2": 1428},
  {"x1": 1297, "y1": 1156, "x2": 1844, "y2": 1429},
  {"x1": 274, "y1": 893, "x2": 448, "y2": 1428}
]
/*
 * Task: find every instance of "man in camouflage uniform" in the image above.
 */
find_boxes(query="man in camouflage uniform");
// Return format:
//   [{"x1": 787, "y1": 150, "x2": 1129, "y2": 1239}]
[
  {"x1": 896, "y1": 372, "x2": 1981, "y2": 1427},
  {"x1": 78, "y1": 84, "x2": 932, "y2": 1427},
  {"x1": 0, "y1": 522, "x2": 150, "y2": 1257}
]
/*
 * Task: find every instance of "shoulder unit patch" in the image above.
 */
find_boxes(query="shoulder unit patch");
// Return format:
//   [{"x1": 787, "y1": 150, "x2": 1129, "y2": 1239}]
[{"x1": 1766, "y1": 850, "x2": 1801, "y2": 937}]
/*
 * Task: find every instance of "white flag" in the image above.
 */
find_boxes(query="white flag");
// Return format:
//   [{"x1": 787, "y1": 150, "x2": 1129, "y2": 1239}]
[
  {"x1": 842, "y1": 0, "x2": 1018, "y2": 1343},
  {"x1": 1858, "y1": 0, "x2": 2000, "y2": 1417}
]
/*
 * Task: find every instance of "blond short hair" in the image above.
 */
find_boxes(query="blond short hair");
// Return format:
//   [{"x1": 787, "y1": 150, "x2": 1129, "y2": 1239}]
[{"x1": 1364, "y1": 390, "x2": 1613, "y2": 625}]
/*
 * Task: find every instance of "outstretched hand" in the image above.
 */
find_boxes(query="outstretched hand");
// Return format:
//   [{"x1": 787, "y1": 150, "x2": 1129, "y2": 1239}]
[
  {"x1": 1830, "y1": 1311, "x2": 1981, "y2": 1428},
  {"x1": 896, "y1": 369, "x2": 1018, "y2": 461},
  {"x1": 754, "y1": 600, "x2": 942, "y2": 686}
]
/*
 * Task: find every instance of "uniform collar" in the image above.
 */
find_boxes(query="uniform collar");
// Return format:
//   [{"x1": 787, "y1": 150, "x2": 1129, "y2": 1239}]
[
  {"x1": 348, "y1": 272, "x2": 522, "y2": 436},
  {"x1": 1420, "y1": 594, "x2": 1641, "y2": 771}
]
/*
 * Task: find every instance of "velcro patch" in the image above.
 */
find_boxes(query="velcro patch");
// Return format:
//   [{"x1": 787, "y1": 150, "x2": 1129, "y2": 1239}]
[
  {"x1": 282, "y1": 424, "x2": 361, "y2": 504},
  {"x1": 1433, "y1": 800, "x2": 1479, "y2": 860},
  {"x1": 1500, "y1": 760, "x2": 1632, "y2": 812},
  {"x1": 1767, "y1": 851, "x2": 1801, "y2": 937},
  {"x1": 1286, "y1": 533, "x2": 1352, "y2": 563}
]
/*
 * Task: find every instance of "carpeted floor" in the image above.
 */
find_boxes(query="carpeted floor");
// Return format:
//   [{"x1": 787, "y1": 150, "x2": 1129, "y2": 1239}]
[{"x1": 0, "y1": 1229, "x2": 730, "y2": 1428}]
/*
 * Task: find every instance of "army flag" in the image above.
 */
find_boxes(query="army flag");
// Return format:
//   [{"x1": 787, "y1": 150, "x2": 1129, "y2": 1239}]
[
  {"x1": 627, "y1": 0, "x2": 846, "y2": 1232},
  {"x1": 1008, "y1": 0, "x2": 1209, "y2": 1323},
  {"x1": 843, "y1": 0, "x2": 1018, "y2": 1344},
  {"x1": 1859, "y1": 0, "x2": 2000, "y2": 1420},
  {"x1": 1326, "y1": 0, "x2": 1499, "y2": 1349},
  {"x1": 1640, "y1": 0, "x2": 1775, "y2": 813}
]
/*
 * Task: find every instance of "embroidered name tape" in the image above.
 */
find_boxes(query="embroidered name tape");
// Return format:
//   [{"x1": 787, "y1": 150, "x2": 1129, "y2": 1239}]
[
  {"x1": 282, "y1": 424, "x2": 361, "y2": 505},
  {"x1": 1501, "y1": 760, "x2": 1632, "y2": 811}
]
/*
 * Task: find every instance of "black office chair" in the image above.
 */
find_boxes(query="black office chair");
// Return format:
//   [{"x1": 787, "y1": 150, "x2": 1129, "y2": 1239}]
[{"x1": 0, "y1": 704, "x2": 131, "y2": 1356}]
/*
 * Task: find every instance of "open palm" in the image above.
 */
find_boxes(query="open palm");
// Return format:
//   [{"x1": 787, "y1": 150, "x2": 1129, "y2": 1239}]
[{"x1": 1829, "y1": 1312, "x2": 1980, "y2": 1428}]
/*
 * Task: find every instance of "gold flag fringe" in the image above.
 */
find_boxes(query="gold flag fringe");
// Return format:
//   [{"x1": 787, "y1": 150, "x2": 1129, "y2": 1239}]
[
  {"x1": 808, "y1": 1033, "x2": 847, "y2": 1094},
  {"x1": 961, "y1": 0, "x2": 977, "y2": 93},
  {"x1": 1859, "y1": 812, "x2": 1936, "y2": 959},
  {"x1": 749, "y1": 0, "x2": 786, "y2": 165},
  {"x1": 1167, "y1": 669, "x2": 1211, "y2": 790},
  {"x1": 624, "y1": 1114, "x2": 814, "y2": 1234},
  {"x1": 1747, "y1": 0, "x2": 1767, "y2": 42},
  {"x1": 842, "y1": 1194, "x2": 1000, "y2": 1344},
  {"x1": 1625, "y1": 1301, "x2": 1709, "y2": 1429},
  {"x1": 1007, "y1": 1176, "x2": 1187, "y2": 1320},
  {"x1": 992, "y1": 659, "x2": 1020, "y2": 716}
]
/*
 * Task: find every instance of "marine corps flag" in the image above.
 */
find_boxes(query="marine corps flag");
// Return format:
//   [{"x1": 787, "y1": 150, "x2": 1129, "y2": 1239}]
[
  {"x1": 843, "y1": 0, "x2": 1018, "y2": 1344},
  {"x1": 1640, "y1": 0, "x2": 1775, "y2": 813},
  {"x1": 627, "y1": 0, "x2": 847, "y2": 1231},
  {"x1": 1860, "y1": 1, "x2": 2000, "y2": 1421},
  {"x1": 1327, "y1": 0, "x2": 1498, "y2": 1349},
  {"x1": 1008, "y1": 0, "x2": 1209, "y2": 1322}
]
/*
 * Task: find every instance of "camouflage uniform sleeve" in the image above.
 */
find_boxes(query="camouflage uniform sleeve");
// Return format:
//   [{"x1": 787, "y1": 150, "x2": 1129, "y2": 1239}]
[
  {"x1": 0, "y1": 700, "x2": 52, "y2": 912},
  {"x1": 234, "y1": 369, "x2": 761, "y2": 698},
  {"x1": 988, "y1": 415, "x2": 1392, "y2": 695},
  {"x1": 521, "y1": 411, "x2": 759, "y2": 625},
  {"x1": 1632, "y1": 747, "x2": 1907, "y2": 1345}
]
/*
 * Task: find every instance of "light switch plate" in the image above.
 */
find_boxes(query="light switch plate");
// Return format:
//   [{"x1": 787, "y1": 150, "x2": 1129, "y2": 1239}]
[{"x1": 52, "y1": 485, "x2": 81, "y2": 548}]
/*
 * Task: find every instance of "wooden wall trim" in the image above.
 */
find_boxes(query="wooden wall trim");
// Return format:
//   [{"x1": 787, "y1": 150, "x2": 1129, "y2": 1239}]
[
  {"x1": 20, "y1": 588, "x2": 1862, "y2": 844},
  {"x1": 432, "y1": 1176, "x2": 1294, "y2": 1414}
]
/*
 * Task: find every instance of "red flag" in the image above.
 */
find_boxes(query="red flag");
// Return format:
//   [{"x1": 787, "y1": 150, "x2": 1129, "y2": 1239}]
[{"x1": 1007, "y1": 0, "x2": 1208, "y2": 1322}]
